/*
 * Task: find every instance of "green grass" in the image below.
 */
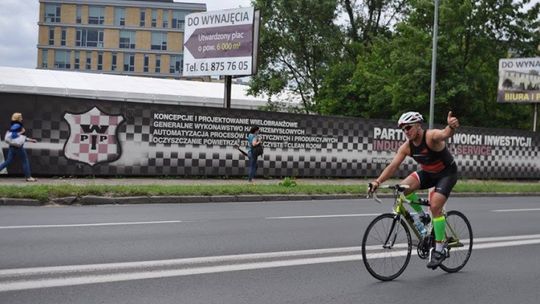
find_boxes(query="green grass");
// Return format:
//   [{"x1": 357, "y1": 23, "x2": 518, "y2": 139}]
[{"x1": 1, "y1": 180, "x2": 539, "y2": 203}]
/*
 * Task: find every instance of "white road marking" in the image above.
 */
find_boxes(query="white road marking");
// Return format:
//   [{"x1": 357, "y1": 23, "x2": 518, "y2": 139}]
[
  {"x1": 491, "y1": 208, "x2": 540, "y2": 213},
  {"x1": 1, "y1": 233, "x2": 540, "y2": 292},
  {"x1": 0, "y1": 220, "x2": 182, "y2": 229},
  {"x1": 266, "y1": 214, "x2": 380, "y2": 219}
]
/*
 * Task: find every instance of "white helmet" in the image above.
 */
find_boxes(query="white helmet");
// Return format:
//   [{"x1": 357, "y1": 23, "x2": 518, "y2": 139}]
[{"x1": 398, "y1": 111, "x2": 423, "y2": 127}]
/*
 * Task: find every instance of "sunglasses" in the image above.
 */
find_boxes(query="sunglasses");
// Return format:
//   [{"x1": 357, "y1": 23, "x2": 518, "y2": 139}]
[{"x1": 402, "y1": 125, "x2": 414, "y2": 132}]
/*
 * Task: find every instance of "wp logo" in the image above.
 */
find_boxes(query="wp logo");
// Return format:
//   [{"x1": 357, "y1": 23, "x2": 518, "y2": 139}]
[{"x1": 63, "y1": 107, "x2": 125, "y2": 166}]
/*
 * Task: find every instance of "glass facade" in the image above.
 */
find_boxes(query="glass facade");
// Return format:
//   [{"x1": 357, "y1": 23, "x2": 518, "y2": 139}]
[
  {"x1": 172, "y1": 11, "x2": 185, "y2": 30},
  {"x1": 74, "y1": 51, "x2": 80, "y2": 69},
  {"x1": 76, "y1": 29, "x2": 104, "y2": 47},
  {"x1": 124, "y1": 53, "x2": 135, "y2": 72},
  {"x1": 115, "y1": 8, "x2": 125, "y2": 26},
  {"x1": 42, "y1": 50, "x2": 48, "y2": 68},
  {"x1": 88, "y1": 6, "x2": 105, "y2": 25},
  {"x1": 86, "y1": 51, "x2": 92, "y2": 69},
  {"x1": 151, "y1": 32, "x2": 167, "y2": 50},
  {"x1": 162, "y1": 11, "x2": 169, "y2": 28},
  {"x1": 119, "y1": 31, "x2": 136, "y2": 49},
  {"x1": 169, "y1": 55, "x2": 182, "y2": 74},
  {"x1": 45, "y1": 4, "x2": 61, "y2": 23},
  {"x1": 54, "y1": 50, "x2": 70, "y2": 69},
  {"x1": 140, "y1": 9, "x2": 146, "y2": 27}
]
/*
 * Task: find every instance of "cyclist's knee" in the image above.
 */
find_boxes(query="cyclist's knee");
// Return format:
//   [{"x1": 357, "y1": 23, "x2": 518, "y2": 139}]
[{"x1": 429, "y1": 192, "x2": 448, "y2": 216}]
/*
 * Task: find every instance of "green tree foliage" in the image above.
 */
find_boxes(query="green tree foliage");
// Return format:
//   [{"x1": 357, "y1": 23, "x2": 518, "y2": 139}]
[
  {"x1": 250, "y1": 0, "x2": 540, "y2": 129},
  {"x1": 249, "y1": 0, "x2": 343, "y2": 113}
]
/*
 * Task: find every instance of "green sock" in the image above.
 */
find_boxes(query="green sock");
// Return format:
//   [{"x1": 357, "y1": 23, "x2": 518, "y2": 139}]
[
  {"x1": 433, "y1": 216, "x2": 446, "y2": 242},
  {"x1": 406, "y1": 193, "x2": 423, "y2": 213}
]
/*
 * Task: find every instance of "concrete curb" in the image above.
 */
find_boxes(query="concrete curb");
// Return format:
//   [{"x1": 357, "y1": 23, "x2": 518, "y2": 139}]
[{"x1": 0, "y1": 192, "x2": 538, "y2": 206}]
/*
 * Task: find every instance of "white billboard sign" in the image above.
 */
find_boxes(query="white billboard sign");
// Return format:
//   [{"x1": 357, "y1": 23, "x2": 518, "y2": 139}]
[
  {"x1": 183, "y1": 7, "x2": 257, "y2": 77},
  {"x1": 497, "y1": 57, "x2": 540, "y2": 103}
]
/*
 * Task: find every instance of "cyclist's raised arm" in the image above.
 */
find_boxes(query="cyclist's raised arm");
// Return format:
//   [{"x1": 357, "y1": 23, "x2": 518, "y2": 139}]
[
  {"x1": 370, "y1": 142, "x2": 409, "y2": 190},
  {"x1": 430, "y1": 111, "x2": 459, "y2": 143}
]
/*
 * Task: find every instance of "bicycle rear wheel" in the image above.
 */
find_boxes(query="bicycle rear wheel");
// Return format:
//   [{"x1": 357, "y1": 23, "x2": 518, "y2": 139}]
[
  {"x1": 362, "y1": 213, "x2": 412, "y2": 281},
  {"x1": 440, "y1": 210, "x2": 473, "y2": 273}
]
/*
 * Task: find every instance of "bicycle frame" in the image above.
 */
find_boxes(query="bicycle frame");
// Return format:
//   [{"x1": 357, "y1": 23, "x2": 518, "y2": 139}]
[
  {"x1": 372, "y1": 185, "x2": 429, "y2": 241},
  {"x1": 370, "y1": 184, "x2": 463, "y2": 250}
]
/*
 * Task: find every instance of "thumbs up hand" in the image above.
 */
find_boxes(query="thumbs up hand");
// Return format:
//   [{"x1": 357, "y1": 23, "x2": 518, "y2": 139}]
[{"x1": 447, "y1": 111, "x2": 459, "y2": 129}]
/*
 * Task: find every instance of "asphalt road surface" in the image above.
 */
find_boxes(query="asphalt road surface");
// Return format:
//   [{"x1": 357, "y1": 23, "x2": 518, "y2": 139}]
[{"x1": 0, "y1": 196, "x2": 539, "y2": 304}]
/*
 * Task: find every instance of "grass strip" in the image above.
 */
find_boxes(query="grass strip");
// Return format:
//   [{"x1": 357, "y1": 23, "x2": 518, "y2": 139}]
[{"x1": 1, "y1": 180, "x2": 539, "y2": 203}]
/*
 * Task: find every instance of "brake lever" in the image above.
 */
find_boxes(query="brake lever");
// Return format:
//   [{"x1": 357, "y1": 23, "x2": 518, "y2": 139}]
[{"x1": 372, "y1": 192, "x2": 383, "y2": 204}]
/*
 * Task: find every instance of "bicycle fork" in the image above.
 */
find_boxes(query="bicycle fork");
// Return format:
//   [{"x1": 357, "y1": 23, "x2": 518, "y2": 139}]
[{"x1": 383, "y1": 214, "x2": 402, "y2": 249}]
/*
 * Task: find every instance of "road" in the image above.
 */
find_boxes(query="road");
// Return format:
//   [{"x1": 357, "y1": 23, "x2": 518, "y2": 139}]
[{"x1": 0, "y1": 196, "x2": 539, "y2": 303}]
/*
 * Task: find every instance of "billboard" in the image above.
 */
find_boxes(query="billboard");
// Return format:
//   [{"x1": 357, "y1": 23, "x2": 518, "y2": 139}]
[
  {"x1": 0, "y1": 93, "x2": 538, "y2": 179},
  {"x1": 497, "y1": 57, "x2": 540, "y2": 103},
  {"x1": 183, "y1": 7, "x2": 258, "y2": 77}
]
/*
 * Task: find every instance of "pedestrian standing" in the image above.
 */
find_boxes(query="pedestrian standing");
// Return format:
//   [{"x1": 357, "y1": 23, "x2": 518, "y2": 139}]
[
  {"x1": 0, "y1": 113, "x2": 38, "y2": 182},
  {"x1": 247, "y1": 126, "x2": 262, "y2": 182}
]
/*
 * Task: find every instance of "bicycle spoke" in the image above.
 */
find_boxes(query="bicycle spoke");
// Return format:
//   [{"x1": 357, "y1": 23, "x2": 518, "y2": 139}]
[{"x1": 362, "y1": 214, "x2": 412, "y2": 281}]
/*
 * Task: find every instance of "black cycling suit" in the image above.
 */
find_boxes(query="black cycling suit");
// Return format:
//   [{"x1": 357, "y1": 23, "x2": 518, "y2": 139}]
[{"x1": 409, "y1": 129, "x2": 458, "y2": 198}]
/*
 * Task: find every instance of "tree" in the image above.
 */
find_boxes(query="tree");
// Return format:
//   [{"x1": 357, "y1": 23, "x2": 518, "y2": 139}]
[
  {"x1": 348, "y1": 0, "x2": 540, "y2": 128},
  {"x1": 249, "y1": 0, "x2": 342, "y2": 113}
]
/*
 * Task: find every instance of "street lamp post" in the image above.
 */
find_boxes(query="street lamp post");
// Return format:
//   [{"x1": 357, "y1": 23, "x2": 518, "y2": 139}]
[{"x1": 429, "y1": 0, "x2": 439, "y2": 129}]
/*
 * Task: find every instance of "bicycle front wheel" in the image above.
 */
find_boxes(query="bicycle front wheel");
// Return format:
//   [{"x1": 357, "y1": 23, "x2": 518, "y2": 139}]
[
  {"x1": 440, "y1": 210, "x2": 473, "y2": 273},
  {"x1": 362, "y1": 213, "x2": 412, "y2": 281}
]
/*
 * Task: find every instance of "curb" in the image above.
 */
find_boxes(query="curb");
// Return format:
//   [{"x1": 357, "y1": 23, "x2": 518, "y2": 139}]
[{"x1": 0, "y1": 193, "x2": 538, "y2": 206}]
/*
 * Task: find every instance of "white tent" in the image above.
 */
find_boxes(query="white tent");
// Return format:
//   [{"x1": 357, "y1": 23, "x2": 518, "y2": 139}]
[{"x1": 0, "y1": 67, "x2": 272, "y2": 109}]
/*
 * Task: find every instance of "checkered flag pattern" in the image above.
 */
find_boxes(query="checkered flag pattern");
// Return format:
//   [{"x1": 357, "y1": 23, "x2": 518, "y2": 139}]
[
  {"x1": 63, "y1": 107, "x2": 124, "y2": 166},
  {"x1": 0, "y1": 93, "x2": 538, "y2": 179}
]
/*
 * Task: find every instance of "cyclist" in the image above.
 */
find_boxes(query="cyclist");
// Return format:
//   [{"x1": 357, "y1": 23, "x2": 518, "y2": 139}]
[{"x1": 368, "y1": 111, "x2": 459, "y2": 269}]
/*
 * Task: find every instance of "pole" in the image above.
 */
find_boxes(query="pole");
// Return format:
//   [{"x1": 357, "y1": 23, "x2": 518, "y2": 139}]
[
  {"x1": 224, "y1": 76, "x2": 232, "y2": 109},
  {"x1": 428, "y1": 0, "x2": 439, "y2": 129},
  {"x1": 534, "y1": 103, "x2": 538, "y2": 132}
]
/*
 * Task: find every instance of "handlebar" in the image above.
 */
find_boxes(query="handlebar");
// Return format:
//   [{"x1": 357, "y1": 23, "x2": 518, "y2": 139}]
[{"x1": 366, "y1": 184, "x2": 411, "y2": 204}]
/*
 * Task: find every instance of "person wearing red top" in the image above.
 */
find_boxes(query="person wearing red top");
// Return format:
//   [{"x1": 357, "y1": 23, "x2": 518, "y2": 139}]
[{"x1": 368, "y1": 111, "x2": 460, "y2": 269}]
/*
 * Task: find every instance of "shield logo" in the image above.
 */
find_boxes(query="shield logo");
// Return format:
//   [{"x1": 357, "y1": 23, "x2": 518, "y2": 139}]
[{"x1": 63, "y1": 107, "x2": 125, "y2": 166}]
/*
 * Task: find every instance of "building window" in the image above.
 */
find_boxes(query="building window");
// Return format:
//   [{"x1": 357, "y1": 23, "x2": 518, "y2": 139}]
[
  {"x1": 76, "y1": 6, "x2": 82, "y2": 24},
  {"x1": 172, "y1": 11, "x2": 185, "y2": 30},
  {"x1": 151, "y1": 9, "x2": 157, "y2": 27},
  {"x1": 169, "y1": 55, "x2": 182, "y2": 74},
  {"x1": 86, "y1": 51, "x2": 92, "y2": 69},
  {"x1": 119, "y1": 31, "x2": 135, "y2": 49},
  {"x1": 74, "y1": 51, "x2": 80, "y2": 69},
  {"x1": 42, "y1": 50, "x2": 48, "y2": 68},
  {"x1": 88, "y1": 6, "x2": 105, "y2": 25},
  {"x1": 76, "y1": 29, "x2": 104, "y2": 47},
  {"x1": 144, "y1": 55, "x2": 149, "y2": 72},
  {"x1": 48, "y1": 28, "x2": 55, "y2": 45},
  {"x1": 124, "y1": 53, "x2": 135, "y2": 72},
  {"x1": 54, "y1": 50, "x2": 70, "y2": 69},
  {"x1": 162, "y1": 11, "x2": 169, "y2": 28},
  {"x1": 155, "y1": 55, "x2": 161, "y2": 73},
  {"x1": 111, "y1": 53, "x2": 117, "y2": 71},
  {"x1": 140, "y1": 9, "x2": 146, "y2": 27},
  {"x1": 151, "y1": 32, "x2": 167, "y2": 51},
  {"x1": 97, "y1": 52, "x2": 103, "y2": 71},
  {"x1": 115, "y1": 8, "x2": 125, "y2": 26},
  {"x1": 61, "y1": 28, "x2": 66, "y2": 46},
  {"x1": 45, "y1": 4, "x2": 61, "y2": 23}
]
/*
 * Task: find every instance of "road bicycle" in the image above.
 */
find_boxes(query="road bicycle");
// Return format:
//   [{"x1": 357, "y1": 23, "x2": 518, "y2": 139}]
[{"x1": 362, "y1": 184, "x2": 473, "y2": 281}]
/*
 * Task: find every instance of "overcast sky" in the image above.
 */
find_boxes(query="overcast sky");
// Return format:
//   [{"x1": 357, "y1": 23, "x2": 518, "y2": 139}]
[{"x1": 0, "y1": 0, "x2": 252, "y2": 69}]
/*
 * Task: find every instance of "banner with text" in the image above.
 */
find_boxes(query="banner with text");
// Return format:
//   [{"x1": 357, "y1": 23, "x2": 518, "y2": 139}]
[
  {"x1": 183, "y1": 7, "x2": 258, "y2": 77},
  {"x1": 0, "y1": 93, "x2": 538, "y2": 179},
  {"x1": 497, "y1": 57, "x2": 540, "y2": 103}
]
